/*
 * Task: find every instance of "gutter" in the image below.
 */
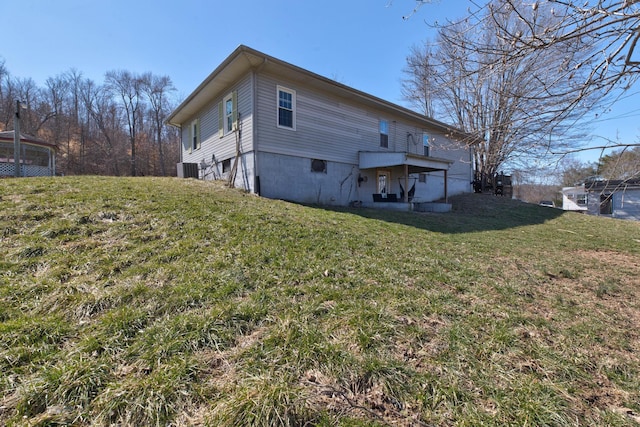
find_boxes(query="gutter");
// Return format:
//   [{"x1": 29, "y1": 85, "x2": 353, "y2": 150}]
[
  {"x1": 166, "y1": 45, "x2": 253, "y2": 127},
  {"x1": 166, "y1": 45, "x2": 479, "y2": 145}
]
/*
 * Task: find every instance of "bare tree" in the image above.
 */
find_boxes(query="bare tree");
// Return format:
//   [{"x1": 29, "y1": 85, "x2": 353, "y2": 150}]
[
  {"x1": 387, "y1": 0, "x2": 436, "y2": 20},
  {"x1": 408, "y1": 0, "x2": 640, "y2": 158},
  {"x1": 0, "y1": 60, "x2": 179, "y2": 176},
  {"x1": 486, "y1": 0, "x2": 640, "y2": 102},
  {"x1": 105, "y1": 70, "x2": 144, "y2": 176},
  {"x1": 12, "y1": 77, "x2": 41, "y2": 134},
  {"x1": 83, "y1": 80, "x2": 126, "y2": 175},
  {"x1": 598, "y1": 146, "x2": 640, "y2": 180},
  {"x1": 67, "y1": 69, "x2": 88, "y2": 173},
  {"x1": 0, "y1": 60, "x2": 10, "y2": 130},
  {"x1": 559, "y1": 157, "x2": 598, "y2": 186},
  {"x1": 43, "y1": 74, "x2": 71, "y2": 138},
  {"x1": 403, "y1": 1, "x2": 597, "y2": 180},
  {"x1": 402, "y1": 44, "x2": 437, "y2": 118},
  {"x1": 141, "y1": 72, "x2": 176, "y2": 176}
]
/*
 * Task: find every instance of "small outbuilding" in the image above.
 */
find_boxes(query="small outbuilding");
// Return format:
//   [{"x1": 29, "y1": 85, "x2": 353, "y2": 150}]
[
  {"x1": 562, "y1": 178, "x2": 640, "y2": 220},
  {"x1": 0, "y1": 131, "x2": 57, "y2": 177}
]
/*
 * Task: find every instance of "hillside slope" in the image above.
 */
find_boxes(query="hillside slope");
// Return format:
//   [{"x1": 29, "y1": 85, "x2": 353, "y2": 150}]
[{"x1": 1, "y1": 177, "x2": 639, "y2": 426}]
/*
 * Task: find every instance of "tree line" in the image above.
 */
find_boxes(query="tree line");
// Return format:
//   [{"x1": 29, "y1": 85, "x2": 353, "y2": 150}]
[
  {"x1": 561, "y1": 146, "x2": 640, "y2": 185},
  {"x1": 0, "y1": 62, "x2": 181, "y2": 176}
]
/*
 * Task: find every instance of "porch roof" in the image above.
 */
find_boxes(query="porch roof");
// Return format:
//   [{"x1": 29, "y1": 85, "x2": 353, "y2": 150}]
[
  {"x1": 358, "y1": 151, "x2": 452, "y2": 173},
  {"x1": 0, "y1": 131, "x2": 57, "y2": 151}
]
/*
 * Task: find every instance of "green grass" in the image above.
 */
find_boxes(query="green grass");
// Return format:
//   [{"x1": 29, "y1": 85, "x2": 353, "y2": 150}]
[{"x1": 1, "y1": 176, "x2": 639, "y2": 426}]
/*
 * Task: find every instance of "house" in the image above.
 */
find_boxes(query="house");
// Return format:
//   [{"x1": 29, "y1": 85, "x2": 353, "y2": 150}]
[
  {"x1": 0, "y1": 131, "x2": 57, "y2": 177},
  {"x1": 167, "y1": 45, "x2": 475, "y2": 209},
  {"x1": 562, "y1": 178, "x2": 640, "y2": 220},
  {"x1": 561, "y1": 185, "x2": 588, "y2": 212}
]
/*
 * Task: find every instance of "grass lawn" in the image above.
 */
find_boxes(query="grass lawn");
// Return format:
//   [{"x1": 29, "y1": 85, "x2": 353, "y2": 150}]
[{"x1": 1, "y1": 176, "x2": 639, "y2": 426}]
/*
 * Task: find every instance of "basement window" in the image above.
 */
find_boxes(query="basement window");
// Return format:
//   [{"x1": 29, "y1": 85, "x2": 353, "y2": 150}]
[
  {"x1": 222, "y1": 158, "x2": 231, "y2": 173},
  {"x1": 419, "y1": 173, "x2": 427, "y2": 183},
  {"x1": 311, "y1": 159, "x2": 327, "y2": 173}
]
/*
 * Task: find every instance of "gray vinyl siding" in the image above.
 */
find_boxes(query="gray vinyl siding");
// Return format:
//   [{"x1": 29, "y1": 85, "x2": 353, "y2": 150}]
[
  {"x1": 587, "y1": 189, "x2": 640, "y2": 220},
  {"x1": 256, "y1": 72, "x2": 398, "y2": 163},
  {"x1": 611, "y1": 189, "x2": 640, "y2": 220},
  {"x1": 176, "y1": 58, "x2": 472, "y2": 202},
  {"x1": 181, "y1": 74, "x2": 254, "y2": 172},
  {"x1": 428, "y1": 138, "x2": 474, "y2": 196},
  {"x1": 255, "y1": 72, "x2": 466, "y2": 166}
]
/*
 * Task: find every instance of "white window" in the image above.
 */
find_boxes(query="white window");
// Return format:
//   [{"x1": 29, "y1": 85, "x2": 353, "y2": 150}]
[
  {"x1": 423, "y1": 133, "x2": 430, "y2": 156},
  {"x1": 224, "y1": 93, "x2": 234, "y2": 133},
  {"x1": 379, "y1": 120, "x2": 389, "y2": 148},
  {"x1": 219, "y1": 91, "x2": 238, "y2": 136},
  {"x1": 277, "y1": 86, "x2": 296, "y2": 130},
  {"x1": 189, "y1": 119, "x2": 200, "y2": 152}
]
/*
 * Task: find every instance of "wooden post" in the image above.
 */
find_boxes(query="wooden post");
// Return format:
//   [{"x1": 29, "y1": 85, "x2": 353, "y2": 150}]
[
  {"x1": 404, "y1": 163, "x2": 409, "y2": 203},
  {"x1": 444, "y1": 169, "x2": 448, "y2": 203},
  {"x1": 14, "y1": 100, "x2": 21, "y2": 177}
]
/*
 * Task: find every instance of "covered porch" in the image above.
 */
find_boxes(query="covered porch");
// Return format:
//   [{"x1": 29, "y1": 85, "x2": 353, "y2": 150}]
[{"x1": 358, "y1": 151, "x2": 453, "y2": 211}]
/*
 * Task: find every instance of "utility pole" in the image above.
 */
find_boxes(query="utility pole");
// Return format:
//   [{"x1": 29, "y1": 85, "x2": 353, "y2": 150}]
[{"x1": 13, "y1": 100, "x2": 22, "y2": 177}]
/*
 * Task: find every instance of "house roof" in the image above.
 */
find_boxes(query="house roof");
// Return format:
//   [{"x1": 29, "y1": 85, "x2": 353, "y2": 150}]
[
  {"x1": 167, "y1": 45, "x2": 476, "y2": 143},
  {"x1": 0, "y1": 131, "x2": 57, "y2": 151},
  {"x1": 585, "y1": 179, "x2": 640, "y2": 192}
]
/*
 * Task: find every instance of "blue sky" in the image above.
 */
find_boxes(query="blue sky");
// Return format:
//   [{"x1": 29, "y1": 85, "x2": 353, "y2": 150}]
[{"x1": 3, "y1": 0, "x2": 638, "y2": 164}]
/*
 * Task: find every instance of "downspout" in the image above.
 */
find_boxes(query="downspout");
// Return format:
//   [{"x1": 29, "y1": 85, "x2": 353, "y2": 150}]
[
  {"x1": 252, "y1": 68, "x2": 259, "y2": 195},
  {"x1": 469, "y1": 144, "x2": 474, "y2": 191},
  {"x1": 50, "y1": 147, "x2": 56, "y2": 176},
  {"x1": 251, "y1": 58, "x2": 268, "y2": 195},
  {"x1": 392, "y1": 120, "x2": 397, "y2": 151},
  {"x1": 404, "y1": 163, "x2": 409, "y2": 203},
  {"x1": 178, "y1": 125, "x2": 183, "y2": 163},
  {"x1": 14, "y1": 101, "x2": 21, "y2": 177},
  {"x1": 444, "y1": 169, "x2": 448, "y2": 203}
]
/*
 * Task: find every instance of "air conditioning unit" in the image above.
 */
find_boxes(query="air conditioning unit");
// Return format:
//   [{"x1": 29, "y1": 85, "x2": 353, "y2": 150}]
[{"x1": 177, "y1": 162, "x2": 199, "y2": 178}]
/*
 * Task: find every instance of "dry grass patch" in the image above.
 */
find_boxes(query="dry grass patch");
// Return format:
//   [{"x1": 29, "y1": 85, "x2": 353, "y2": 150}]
[{"x1": 1, "y1": 177, "x2": 640, "y2": 426}]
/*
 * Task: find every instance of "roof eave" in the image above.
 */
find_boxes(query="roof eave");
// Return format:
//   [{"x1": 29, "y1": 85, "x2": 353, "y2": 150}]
[
  {"x1": 166, "y1": 45, "x2": 265, "y2": 127},
  {"x1": 0, "y1": 131, "x2": 57, "y2": 151},
  {"x1": 167, "y1": 45, "x2": 478, "y2": 144}
]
